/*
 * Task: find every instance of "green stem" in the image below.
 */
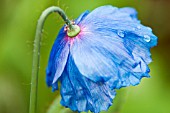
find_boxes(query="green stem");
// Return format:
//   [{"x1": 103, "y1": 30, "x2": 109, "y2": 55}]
[{"x1": 29, "y1": 6, "x2": 72, "y2": 113}]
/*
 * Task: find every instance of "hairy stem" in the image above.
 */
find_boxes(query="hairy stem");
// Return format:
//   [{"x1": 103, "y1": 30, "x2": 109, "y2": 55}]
[{"x1": 29, "y1": 6, "x2": 72, "y2": 113}]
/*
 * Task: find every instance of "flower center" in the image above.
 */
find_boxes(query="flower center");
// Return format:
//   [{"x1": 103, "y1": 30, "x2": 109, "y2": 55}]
[{"x1": 67, "y1": 25, "x2": 80, "y2": 38}]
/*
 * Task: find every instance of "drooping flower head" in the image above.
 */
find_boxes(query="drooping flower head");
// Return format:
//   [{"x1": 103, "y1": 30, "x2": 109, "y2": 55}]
[{"x1": 46, "y1": 5, "x2": 157, "y2": 113}]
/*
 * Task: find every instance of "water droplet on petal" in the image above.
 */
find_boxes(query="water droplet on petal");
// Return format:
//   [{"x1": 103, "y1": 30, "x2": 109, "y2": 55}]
[
  {"x1": 137, "y1": 26, "x2": 141, "y2": 29},
  {"x1": 144, "y1": 35, "x2": 151, "y2": 42},
  {"x1": 117, "y1": 30, "x2": 125, "y2": 37}
]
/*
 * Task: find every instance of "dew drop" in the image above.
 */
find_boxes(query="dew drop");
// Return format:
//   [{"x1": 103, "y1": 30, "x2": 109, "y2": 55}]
[
  {"x1": 144, "y1": 35, "x2": 151, "y2": 42},
  {"x1": 117, "y1": 30, "x2": 125, "y2": 37}
]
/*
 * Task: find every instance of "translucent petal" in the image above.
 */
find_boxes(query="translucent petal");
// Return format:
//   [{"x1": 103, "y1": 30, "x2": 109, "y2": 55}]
[
  {"x1": 80, "y1": 5, "x2": 139, "y2": 26},
  {"x1": 60, "y1": 55, "x2": 116, "y2": 112},
  {"x1": 46, "y1": 27, "x2": 69, "y2": 88},
  {"x1": 71, "y1": 6, "x2": 157, "y2": 89}
]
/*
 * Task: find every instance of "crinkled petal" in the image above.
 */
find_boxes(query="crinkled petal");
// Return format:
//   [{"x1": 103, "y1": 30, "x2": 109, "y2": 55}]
[
  {"x1": 70, "y1": 33, "x2": 122, "y2": 82},
  {"x1": 80, "y1": 5, "x2": 139, "y2": 27},
  {"x1": 119, "y1": 7, "x2": 138, "y2": 20},
  {"x1": 60, "y1": 54, "x2": 116, "y2": 113},
  {"x1": 70, "y1": 5, "x2": 157, "y2": 89}
]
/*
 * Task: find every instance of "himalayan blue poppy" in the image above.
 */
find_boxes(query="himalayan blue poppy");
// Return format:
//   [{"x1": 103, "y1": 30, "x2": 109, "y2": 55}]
[{"x1": 46, "y1": 5, "x2": 157, "y2": 113}]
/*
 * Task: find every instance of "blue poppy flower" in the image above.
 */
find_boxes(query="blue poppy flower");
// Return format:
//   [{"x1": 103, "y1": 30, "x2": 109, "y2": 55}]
[{"x1": 46, "y1": 5, "x2": 157, "y2": 113}]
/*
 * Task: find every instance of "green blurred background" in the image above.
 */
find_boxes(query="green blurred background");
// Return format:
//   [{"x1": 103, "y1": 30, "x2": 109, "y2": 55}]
[{"x1": 0, "y1": 0, "x2": 170, "y2": 113}]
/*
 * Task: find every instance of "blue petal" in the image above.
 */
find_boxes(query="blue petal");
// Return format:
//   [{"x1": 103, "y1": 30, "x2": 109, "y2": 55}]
[
  {"x1": 46, "y1": 27, "x2": 69, "y2": 88},
  {"x1": 80, "y1": 5, "x2": 139, "y2": 26},
  {"x1": 71, "y1": 5, "x2": 157, "y2": 89},
  {"x1": 75, "y1": 10, "x2": 90, "y2": 24},
  {"x1": 119, "y1": 7, "x2": 138, "y2": 20},
  {"x1": 70, "y1": 33, "x2": 122, "y2": 82},
  {"x1": 60, "y1": 54, "x2": 116, "y2": 113},
  {"x1": 46, "y1": 10, "x2": 92, "y2": 88}
]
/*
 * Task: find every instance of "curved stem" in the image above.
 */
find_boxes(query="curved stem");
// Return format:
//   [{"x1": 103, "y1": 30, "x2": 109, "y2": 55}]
[{"x1": 29, "y1": 6, "x2": 72, "y2": 113}]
